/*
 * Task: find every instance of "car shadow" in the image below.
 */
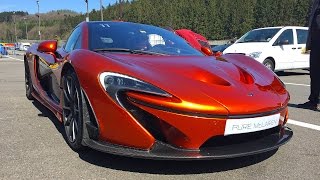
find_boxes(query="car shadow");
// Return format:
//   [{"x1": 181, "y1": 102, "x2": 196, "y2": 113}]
[
  {"x1": 31, "y1": 99, "x2": 277, "y2": 174},
  {"x1": 276, "y1": 71, "x2": 309, "y2": 77},
  {"x1": 78, "y1": 149, "x2": 277, "y2": 174},
  {"x1": 288, "y1": 103, "x2": 302, "y2": 109},
  {"x1": 31, "y1": 99, "x2": 64, "y2": 136}
]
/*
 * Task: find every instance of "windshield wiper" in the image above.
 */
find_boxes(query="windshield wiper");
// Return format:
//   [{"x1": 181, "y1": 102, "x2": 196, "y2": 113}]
[
  {"x1": 130, "y1": 49, "x2": 167, "y2": 56},
  {"x1": 93, "y1": 48, "x2": 166, "y2": 56},
  {"x1": 93, "y1": 48, "x2": 132, "y2": 53},
  {"x1": 238, "y1": 41, "x2": 257, "y2": 43}
]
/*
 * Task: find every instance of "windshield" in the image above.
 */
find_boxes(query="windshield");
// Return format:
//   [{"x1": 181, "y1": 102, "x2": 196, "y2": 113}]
[
  {"x1": 237, "y1": 28, "x2": 281, "y2": 43},
  {"x1": 212, "y1": 44, "x2": 230, "y2": 52},
  {"x1": 88, "y1": 22, "x2": 203, "y2": 56}
]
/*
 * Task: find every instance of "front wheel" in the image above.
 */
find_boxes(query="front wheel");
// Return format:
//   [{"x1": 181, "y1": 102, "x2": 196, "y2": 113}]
[
  {"x1": 62, "y1": 71, "x2": 85, "y2": 151},
  {"x1": 263, "y1": 58, "x2": 275, "y2": 72}
]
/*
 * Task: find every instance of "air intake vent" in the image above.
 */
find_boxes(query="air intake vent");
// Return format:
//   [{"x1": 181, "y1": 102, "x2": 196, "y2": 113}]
[{"x1": 200, "y1": 126, "x2": 280, "y2": 148}]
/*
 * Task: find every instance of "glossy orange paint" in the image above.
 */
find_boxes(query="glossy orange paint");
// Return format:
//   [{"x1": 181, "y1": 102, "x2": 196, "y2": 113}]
[
  {"x1": 26, "y1": 21, "x2": 290, "y2": 151},
  {"x1": 132, "y1": 104, "x2": 288, "y2": 149},
  {"x1": 126, "y1": 92, "x2": 228, "y2": 115},
  {"x1": 214, "y1": 51, "x2": 223, "y2": 57},
  {"x1": 70, "y1": 51, "x2": 156, "y2": 150},
  {"x1": 37, "y1": 40, "x2": 57, "y2": 53},
  {"x1": 133, "y1": 103, "x2": 227, "y2": 149},
  {"x1": 201, "y1": 46, "x2": 214, "y2": 56},
  {"x1": 69, "y1": 49, "x2": 289, "y2": 150}
]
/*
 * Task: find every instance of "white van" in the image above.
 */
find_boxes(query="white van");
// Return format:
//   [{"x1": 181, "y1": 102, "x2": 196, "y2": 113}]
[
  {"x1": 18, "y1": 42, "x2": 31, "y2": 51},
  {"x1": 223, "y1": 26, "x2": 309, "y2": 71}
]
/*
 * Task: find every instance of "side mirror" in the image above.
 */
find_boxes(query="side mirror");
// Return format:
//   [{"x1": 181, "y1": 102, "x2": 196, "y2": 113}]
[
  {"x1": 278, "y1": 39, "x2": 289, "y2": 46},
  {"x1": 214, "y1": 51, "x2": 223, "y2": 57},
  {"x1": 37, "y1": 40, "x2": 57, "y2": 53},
  {"x1": 201, "y1": 46, "x2": 214, "y2": 56}
]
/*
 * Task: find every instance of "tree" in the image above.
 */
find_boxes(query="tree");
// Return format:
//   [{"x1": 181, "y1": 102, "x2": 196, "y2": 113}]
[{"x1": 0, "y1": 1, "x2": 315, "y2": 42}]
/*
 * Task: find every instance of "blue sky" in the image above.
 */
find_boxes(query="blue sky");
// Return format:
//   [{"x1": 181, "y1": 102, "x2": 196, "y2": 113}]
[{"x1": 0, "y1": 0, "x2": 118, "y2": 14}]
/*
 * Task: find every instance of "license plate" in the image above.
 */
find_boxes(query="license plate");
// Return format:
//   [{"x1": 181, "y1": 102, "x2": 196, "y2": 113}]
[{"x1": 224, "y1": 114, "x2": 280, "y2": 135}]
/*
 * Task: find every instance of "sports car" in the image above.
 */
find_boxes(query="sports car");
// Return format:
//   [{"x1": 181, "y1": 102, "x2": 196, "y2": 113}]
[{"x1": 24, "y1": 21, "x2": 292, "y2": 160}]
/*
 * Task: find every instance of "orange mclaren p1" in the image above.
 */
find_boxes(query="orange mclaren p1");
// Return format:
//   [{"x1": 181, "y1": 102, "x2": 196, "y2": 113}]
[{"x1": 24, "y1": 21, "x2": 292, "y2": 160}]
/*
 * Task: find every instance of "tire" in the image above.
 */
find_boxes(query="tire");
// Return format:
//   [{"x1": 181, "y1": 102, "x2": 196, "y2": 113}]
[
  {"x1": 24, "y1": 62, "x2": 34, "y2": 100},
  {"x1": 62, "y1": 70, "x2": 86, "y2": 151},
  {"x1": 263, "y1": 58, "x2": 275, "y2": 72}
]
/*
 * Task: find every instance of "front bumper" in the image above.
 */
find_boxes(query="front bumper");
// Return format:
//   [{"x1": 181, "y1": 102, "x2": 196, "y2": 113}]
[{"x1": 83, "y1": 126, "x2": 292, "y2": 160}]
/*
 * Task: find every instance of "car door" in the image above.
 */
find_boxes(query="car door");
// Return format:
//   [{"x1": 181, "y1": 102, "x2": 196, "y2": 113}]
[
  {"x1": 36, "y1": 26, "x2": 82, "y2": 106},
  {"x1": 35, "y1": 47, "x2": 61, "y2": 103},
  {"x1": 271, "y1": 29, "x2": 295, "y2": 70},
  {"x1": 293, "y1": 28, "x2": 309, "y2": 68}
]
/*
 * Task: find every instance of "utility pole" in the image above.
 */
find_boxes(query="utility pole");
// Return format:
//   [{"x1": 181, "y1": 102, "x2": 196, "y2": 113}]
[
  {"x1": 119, "y1": 0, "x2": 122, "y2": 20},
  {"x1": 85, "y1": 0, "x2": 89, "y2": 22},
  {"x1": 36, "y1": 0, "x2": 41, "y2": 40},
  {"x1": 100, "y1": 0, "x2": 103, "y2": 21},
  {"x1": 13, "y1": 11, "x2": 17, "y2": 42},
  {"x1": 24, "y1": 18, "x2": 28, "y2": 40}
]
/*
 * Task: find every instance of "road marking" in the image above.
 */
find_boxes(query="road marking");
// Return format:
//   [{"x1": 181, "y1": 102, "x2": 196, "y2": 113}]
[
  {"x1": 287, "y1": 119, "x2": 320, "y2": 131},
  {"x1": 0, "y1": 117, "x2": 14, "y2": 120},
  {"x1": 7, "y1": 56, "x2": 24, "y2": 62},
  {"x1": 285, "y1": 82, "x2": 310, "y2": 87}
]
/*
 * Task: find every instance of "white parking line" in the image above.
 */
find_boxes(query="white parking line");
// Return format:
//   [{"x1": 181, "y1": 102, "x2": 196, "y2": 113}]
[
  {"x1": 285, "y1": 82, "x2": 310, "y2": 87},
  {"x1": 287, "y1": 119, "x2": 320, "y2": 131},
  {"x1": 0, "y1": 117, "x2": 14, "y2": 120},
  {"x1": 7, "y1": 56, "x2": 24, "y2": 62}
]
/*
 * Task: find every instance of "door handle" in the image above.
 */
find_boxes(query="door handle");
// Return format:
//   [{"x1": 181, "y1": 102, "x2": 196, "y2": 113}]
[
  {"x1": 292, "y1": 47, "x2": 296, "y2": 49},
  {"x1": 297, "y1": 47, "x2": 302, "y2": 49}
]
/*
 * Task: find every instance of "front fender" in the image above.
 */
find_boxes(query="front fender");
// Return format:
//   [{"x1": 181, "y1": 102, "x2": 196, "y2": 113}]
[{"x1": 67, "y1": 50, "x2": 156, "y2": 150}]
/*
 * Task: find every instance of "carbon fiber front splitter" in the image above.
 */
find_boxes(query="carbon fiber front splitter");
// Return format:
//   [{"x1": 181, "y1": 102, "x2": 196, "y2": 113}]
[{"x1": 83, "y1": 127, "x2": 293, "y2": 160}]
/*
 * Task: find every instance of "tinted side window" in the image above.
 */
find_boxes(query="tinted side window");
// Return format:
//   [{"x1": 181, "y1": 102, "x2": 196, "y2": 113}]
[
  {"x1": 296, "y1": 29, "x2": 308, "y2": 44},
  {"x1": 64, "y1": 27, "x2": 81, "y2": 52},
  {"x1": 74, "y1": 36, "x2": 82, "y2": 50},
  {"x1": 274, "y1": 29, "x2": 294, "y2": 45}
]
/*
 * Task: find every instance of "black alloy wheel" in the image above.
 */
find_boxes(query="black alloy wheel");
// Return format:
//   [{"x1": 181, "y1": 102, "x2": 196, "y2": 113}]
[{"x1": 62, "y1": 71, "x2": 85, "y2": 151}]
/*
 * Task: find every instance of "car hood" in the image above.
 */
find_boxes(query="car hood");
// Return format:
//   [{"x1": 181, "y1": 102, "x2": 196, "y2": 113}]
[
  {"x1": 102, "y1": 53, "x2": 288, "y2": 116},
  {"x1": 223, "y1": 42, "x2": 269, "y2": 55}
]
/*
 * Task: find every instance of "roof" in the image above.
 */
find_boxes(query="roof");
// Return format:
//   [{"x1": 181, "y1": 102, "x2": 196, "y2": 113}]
[{"x1": 254, "y1": 26, "x2": 308, "y2": 30}]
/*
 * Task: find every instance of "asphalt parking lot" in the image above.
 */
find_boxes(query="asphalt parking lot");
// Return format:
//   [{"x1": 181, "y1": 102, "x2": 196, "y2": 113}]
[{"x1": 0, "y1": 55, "x2": 319, "y2": 180}]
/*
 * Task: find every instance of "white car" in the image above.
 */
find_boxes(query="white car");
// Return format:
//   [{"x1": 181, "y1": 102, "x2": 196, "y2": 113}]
[
  {"x1": 22, "y1": 45, "x2": 30, "y2": 51},
  {"x1": 18, "y1": 43, "x2": 31, "y2": 51},
  {"x1": 223, "y1": 26, "x2": 309, "y2": 71}
]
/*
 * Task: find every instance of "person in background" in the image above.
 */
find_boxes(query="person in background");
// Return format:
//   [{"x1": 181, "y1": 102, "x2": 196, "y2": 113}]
[
  {"x1": 298, "y1": 0, "x2": 320, "y2": 111},
  {"x1": 0, "y1": 44, "x2": 8, "y2": 56},
  {"x1": 0, "y1": 44, "x2": 4, "y2": 55}
]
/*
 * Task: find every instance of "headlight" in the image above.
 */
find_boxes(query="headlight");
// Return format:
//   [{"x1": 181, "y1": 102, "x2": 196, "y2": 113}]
[
  {"x1": 248, "y1": 52, "x2": 262, "y2": 59},
  {"x1": 99, "y1": 72, "x2": 171, "y2": 103}
]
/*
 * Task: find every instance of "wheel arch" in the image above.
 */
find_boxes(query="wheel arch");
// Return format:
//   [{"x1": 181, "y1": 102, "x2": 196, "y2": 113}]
[
  {"x1": 60, "y1": 61, "x2": 100, "y2": 141},
  {"x1": 61, "y1": 62, "x2": 74, "y2": 80}
]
